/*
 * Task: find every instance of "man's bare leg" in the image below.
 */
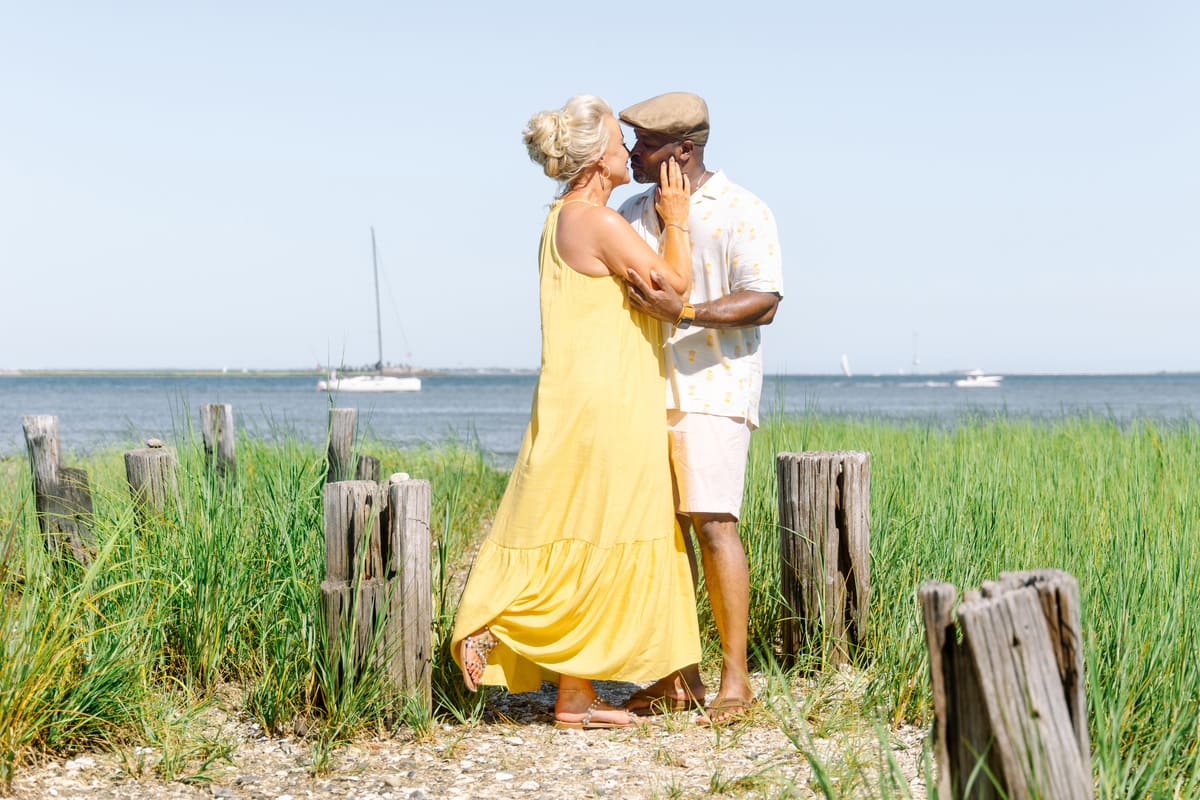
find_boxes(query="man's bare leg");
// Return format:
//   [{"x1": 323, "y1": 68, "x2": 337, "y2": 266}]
[{"x1": 692, "y1": 512, "x2": 754, "y2": 708}]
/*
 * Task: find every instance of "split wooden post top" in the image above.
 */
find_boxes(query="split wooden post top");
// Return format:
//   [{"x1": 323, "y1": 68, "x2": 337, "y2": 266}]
[{"x1": 919, "y1": 569, "x2": 1092, "y2": 800}]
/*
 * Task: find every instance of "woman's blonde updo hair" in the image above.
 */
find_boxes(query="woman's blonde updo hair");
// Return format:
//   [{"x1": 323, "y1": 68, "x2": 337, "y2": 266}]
[{"x1": 523, "y1": 94, "x2": 613, "y2": 189}]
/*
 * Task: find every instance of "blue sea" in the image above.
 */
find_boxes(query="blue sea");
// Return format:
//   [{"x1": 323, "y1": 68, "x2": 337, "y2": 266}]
[{"x1": 2, "y1": 373, "x2": 1198, "y2": 463}]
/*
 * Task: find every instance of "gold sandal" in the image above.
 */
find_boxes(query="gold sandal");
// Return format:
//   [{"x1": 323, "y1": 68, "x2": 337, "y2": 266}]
[
  {"x1": 554, "y1": 696, "x2": 642, "y2": 730},
  {"x1": 460, "y1": 628, "x2": 497, "y2": 693}
]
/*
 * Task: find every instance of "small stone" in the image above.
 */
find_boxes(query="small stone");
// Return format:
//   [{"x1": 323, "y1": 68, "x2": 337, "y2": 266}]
[
  {"x1": 64, "y1": 757, "x2": 96, "y2": 771},
  {"x1": 146, "y1": 438, "x2": 164, "y2": 448},
  {"x1": 519, "y1": 780, "x2": 540, "y2": 791},
  {"x1": 382, "y1": 775, "x2": 405, "y2": 787},
  {"x1": 209, "y1": 788, "x2": 235, "y2": 799},
  {"x1": 406, "y1": 791, "x2": 430, "y2": 800},
  {"x1": 505, "y1": 736, "x2": 525, "y2": 746},
  {"x1": 495, "y1": 771, "x2": 514, "y2": 781}
]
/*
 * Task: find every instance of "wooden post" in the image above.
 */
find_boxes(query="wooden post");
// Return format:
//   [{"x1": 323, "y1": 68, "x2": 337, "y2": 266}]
[
  {"x1": 22, "y1": 415, "x2": 95, "y2": 563},
  {"x1": 919, "y1": 570, "x2": 1092, "y2": 799},
  {"x1": 355, "y1": 454, "x2": 381, "y2": 483},
  {"x1": 320, "y1": 480, "x2": 385, "y2": 694},
  {"x1": 385, "y1": 474, "x2": 432, "y2": 711},
  {"x1": 51, "y1": 467, "x2": 97, "y2": 564},
  {"x1": 200, "y1": 403, "x2": 236, "y2": 478},
  {"x1": 326, "y1": 408, "x2": 357, "y2": 483},
  {"x1": 124, "y1": 439, "x2": 180, "y2": 516},
  {"x1": 776, "y1": 450, "x2": 870, "y2": 666},
  {"x1": 22, "y1": 414, "x2": 60, "y2": 528}
]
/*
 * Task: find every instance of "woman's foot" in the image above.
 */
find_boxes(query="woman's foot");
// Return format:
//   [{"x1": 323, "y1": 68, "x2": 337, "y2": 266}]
[
  {"x1": 460, "y1": 628, "x2": 497, "y2": 692},
  {"x1": 555, "y1": 685, "x2": 643, "y2": 730}
]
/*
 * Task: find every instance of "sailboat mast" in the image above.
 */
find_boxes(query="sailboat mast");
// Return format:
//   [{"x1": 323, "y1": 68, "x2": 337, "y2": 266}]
[{"x1": 370, "y1": 227, "x2": 384, "y2": 374}]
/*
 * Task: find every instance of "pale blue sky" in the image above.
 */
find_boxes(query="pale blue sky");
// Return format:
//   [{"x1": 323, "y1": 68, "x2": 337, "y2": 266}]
[{"x1": 2, "y1": 1, "x2": 1197, "y2": 374}]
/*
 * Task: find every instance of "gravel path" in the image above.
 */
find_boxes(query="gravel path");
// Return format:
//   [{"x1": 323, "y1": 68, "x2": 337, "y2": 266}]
[{"x1": 11, "y1": 677, "x2": 929, "y2": 800}]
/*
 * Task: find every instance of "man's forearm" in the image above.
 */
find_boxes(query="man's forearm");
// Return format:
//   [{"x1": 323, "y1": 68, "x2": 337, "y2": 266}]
[{"x1": 691, "y1": 291, "x2": 780, "y2": 329}]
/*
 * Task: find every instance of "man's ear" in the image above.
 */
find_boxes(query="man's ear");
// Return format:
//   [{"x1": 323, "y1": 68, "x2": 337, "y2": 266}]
[{"x1": 675, "y1": 140, "x2": 695, "y2": 163}]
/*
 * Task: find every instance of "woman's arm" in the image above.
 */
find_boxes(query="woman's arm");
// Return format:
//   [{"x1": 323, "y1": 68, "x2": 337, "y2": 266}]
[{"x1": 593, "y1": 158, "x2": 692, "y2": 295}]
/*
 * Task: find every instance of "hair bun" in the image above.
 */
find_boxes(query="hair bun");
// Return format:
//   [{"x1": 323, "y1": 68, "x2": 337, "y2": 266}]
[{"x1": 523, "y1": 95, "x2": 612, "y2": 186}]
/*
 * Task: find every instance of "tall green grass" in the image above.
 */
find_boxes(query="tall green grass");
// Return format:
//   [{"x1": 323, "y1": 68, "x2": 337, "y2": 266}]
[
  {"x1": 742, "y1": 412, "x2": 1200, "y2": 798},
  {"x1": 2, "y1": 412, "x2": 1198, "y2": 797},
  {"x1": 0, "y1": 433, "x2": 505, "y2": 793}
]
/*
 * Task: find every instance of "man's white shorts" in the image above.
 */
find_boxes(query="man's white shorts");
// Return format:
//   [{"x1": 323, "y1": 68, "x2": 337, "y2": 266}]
[{"x1": 667, "y1": 410, "x2": 753, "y2": 520}]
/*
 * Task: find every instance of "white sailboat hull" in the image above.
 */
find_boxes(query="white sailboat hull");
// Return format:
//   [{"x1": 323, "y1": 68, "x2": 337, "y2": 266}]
[{"x1": 317, "y1": 375, "x2": 421, "y2": 393}]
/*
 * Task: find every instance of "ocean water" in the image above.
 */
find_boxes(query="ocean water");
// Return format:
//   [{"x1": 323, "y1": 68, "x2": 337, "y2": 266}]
[{"x1": 2, "y1": 372, "x2": 1198, "y2": 463}]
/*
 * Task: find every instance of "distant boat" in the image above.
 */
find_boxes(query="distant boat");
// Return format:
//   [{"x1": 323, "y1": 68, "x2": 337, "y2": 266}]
[
  {"x1": 317, "y1": 370, "x2": 421, "y2": 393},
  {"x1": 954, "y1": 369, "x2": 1003, "y2": 388},
  {"x1": 840, "y1": 354, "x2": 852, "y2": 377},
  {"x1": 318, "y1": 228, "x2": 421, "y2": 393}
]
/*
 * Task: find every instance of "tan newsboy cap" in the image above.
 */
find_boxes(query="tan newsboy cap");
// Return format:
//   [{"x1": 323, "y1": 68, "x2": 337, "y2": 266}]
[{"x1": 619, "y1": 92, "x2": 709, "y2": 145}]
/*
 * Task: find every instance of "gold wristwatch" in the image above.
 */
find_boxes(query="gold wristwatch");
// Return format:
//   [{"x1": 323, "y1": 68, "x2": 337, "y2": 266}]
[{"x1": 675, "y1": 303, "x2": 696, "y2": 329}]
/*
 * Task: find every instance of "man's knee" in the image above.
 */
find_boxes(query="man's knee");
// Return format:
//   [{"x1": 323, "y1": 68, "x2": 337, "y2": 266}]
[{"x1": 691, "y1": 513, "x2": 739, "y2": 547}]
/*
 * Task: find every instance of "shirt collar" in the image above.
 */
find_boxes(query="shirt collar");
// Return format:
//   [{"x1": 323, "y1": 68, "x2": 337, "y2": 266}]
[{"x1": 694, "y1": 169, "x2": 727, "y2": 201}]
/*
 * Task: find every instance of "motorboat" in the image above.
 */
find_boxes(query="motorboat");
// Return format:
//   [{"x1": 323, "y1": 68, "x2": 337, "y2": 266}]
[{"x1": 954, "y1": 369, "x2": 1003, "y2": 388}]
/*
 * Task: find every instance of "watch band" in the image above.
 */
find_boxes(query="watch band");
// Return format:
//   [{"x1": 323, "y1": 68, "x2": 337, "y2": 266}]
[{"x1": 675, "y1": 303, "x2": 696, "y2": 329}]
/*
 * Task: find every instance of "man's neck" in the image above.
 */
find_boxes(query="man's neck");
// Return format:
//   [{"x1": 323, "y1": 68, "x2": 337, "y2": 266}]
[{"x1": 687, "y1": 163, "x2": 713, "y2": 193}]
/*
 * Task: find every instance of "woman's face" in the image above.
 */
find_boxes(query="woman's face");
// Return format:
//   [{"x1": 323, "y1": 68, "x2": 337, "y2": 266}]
[{"x1": 598, "y1": 115, "x2": 630, "y2": 187}]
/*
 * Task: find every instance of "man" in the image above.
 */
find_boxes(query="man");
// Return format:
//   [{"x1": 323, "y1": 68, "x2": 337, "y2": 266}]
[{"x1": 617, "y1": 92, "x2": 783, "y2": 725}]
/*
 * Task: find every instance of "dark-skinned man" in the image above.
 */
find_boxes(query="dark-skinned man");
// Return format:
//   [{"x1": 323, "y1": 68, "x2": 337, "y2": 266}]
[{"x1": 617, "y1": 92, "x2": 783, "y2": 726}]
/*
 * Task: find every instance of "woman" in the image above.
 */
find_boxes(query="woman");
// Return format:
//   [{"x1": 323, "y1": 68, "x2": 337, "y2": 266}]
[{"x1": 450, "y1": 94, "x2": 700, "y2": 729}]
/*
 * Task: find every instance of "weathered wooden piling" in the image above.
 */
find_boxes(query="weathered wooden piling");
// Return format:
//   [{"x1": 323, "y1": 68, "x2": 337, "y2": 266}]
[
  {"x1": 776, "y1": 450, "x2": 870, "y2": 666},
  {"x1": 52, "y1": 467, "x2": 97, "y2": 564},
  {"x1": 321, "y1": 475, "x2": 432, "y2": 710},
  {"x1": 355, "y1": 454, "x2": 381, "y2": 483},
  {"x1": 23, "y1": 414, "x2": 61, "y2": 528},
  {"x1": 200, "y1": 403, "x2": 236, "y2": 477},
  {"x1": 920, "y1": 569, "x2": 1092, "y2": 800},
  {"x1": 124, "y1": 439, "x2": 180, "y2": 516},
  {"x1": 22, "y1": 415, "x2": 95, "y2": 563},
  {"x1": 385, "y1": 473, "x2": 432, "y2": 710},
  {"x1": 326, "y1": 408, "x2": 357, "y2": 483}
]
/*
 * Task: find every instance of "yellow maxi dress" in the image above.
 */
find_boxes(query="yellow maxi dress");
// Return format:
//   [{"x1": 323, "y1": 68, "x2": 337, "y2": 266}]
[{"x1": 450, "y1": 200, "x2": 701, "y2": 693}]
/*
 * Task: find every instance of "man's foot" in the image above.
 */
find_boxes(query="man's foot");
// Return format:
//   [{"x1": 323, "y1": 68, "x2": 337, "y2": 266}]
[
  {"x1": 695, "y1": 696, "x2": 757, "y2": 727},
  {"x1": 623, "y1": 675, "x2": 707, "y2": 716},
  {"x1": 459, "y1": 628, "x2": 497, "y2": 693}
]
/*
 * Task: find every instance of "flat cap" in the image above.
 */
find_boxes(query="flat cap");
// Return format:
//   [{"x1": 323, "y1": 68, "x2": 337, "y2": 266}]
[{"x1": 619, "y1": 92, "x2": 709, "y2": 145}]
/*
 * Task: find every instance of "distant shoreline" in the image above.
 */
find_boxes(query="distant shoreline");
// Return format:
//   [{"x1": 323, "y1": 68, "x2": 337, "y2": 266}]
[
  {"x1": 0, "y1": 367, "x2": 542, "y2": 378},
  {"x1": 1, "y1": 368, "x2": 1197, "y2": 378}
]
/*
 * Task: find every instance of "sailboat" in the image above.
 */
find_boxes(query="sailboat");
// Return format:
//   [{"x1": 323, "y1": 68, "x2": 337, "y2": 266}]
[
  {"x1": 840, "y1": 354, "x2": 852, "y2": 377},
  {"x1": 317, "y1": 228, "x2": 421, "y2": 393}
]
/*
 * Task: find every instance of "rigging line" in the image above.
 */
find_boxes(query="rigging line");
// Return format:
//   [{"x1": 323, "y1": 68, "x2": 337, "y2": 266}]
[{"x1": 375, "y1": 251, "x2": 414, "y2": 360}]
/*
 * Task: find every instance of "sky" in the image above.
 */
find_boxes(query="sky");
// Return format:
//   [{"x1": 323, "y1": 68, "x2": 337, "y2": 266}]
[{"x1": 2, "y1": 1, "x2": 1197, "y2": 375}]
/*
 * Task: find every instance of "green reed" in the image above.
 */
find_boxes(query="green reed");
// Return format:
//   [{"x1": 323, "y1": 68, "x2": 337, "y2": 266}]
[
  {"x1": 3, "y1": 411, "x2": 1198, "y2": 796},
  {"x1": 742, "y1": 412, "x2": 1200, "y2": 798},
  {"x1": 0, "y1": 432, "x2": 505, "y2": 792}
]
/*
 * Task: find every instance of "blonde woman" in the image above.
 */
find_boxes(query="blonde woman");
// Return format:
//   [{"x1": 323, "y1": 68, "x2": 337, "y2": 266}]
[{"x1": 451, "y1": 94, "x2": 700, "y2": 729}]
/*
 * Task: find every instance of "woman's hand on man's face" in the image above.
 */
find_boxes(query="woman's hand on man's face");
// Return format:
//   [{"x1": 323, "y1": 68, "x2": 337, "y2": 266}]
[{"x1": 654, "y1": 157, "x2": 691, "y2": 228}]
